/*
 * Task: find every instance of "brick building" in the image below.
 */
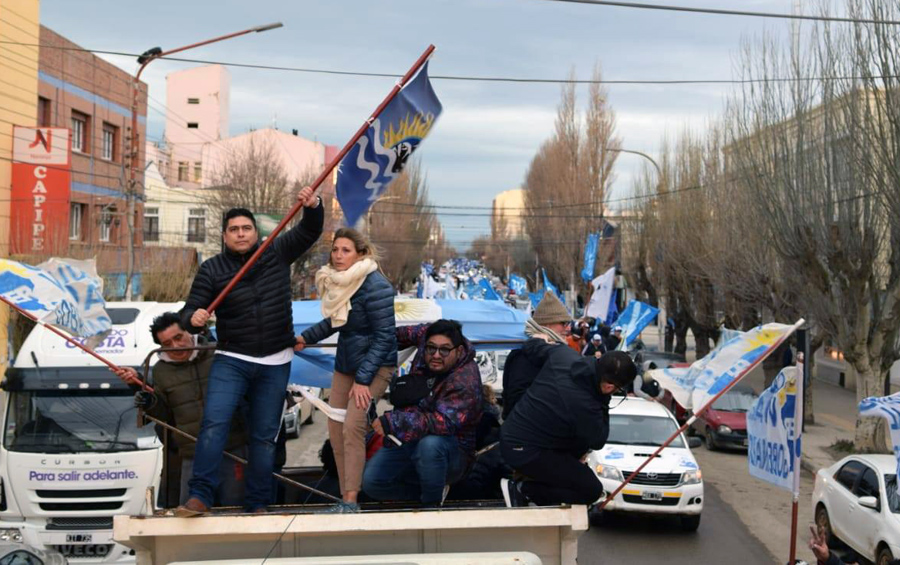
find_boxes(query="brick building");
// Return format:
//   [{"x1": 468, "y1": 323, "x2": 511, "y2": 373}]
[{"x1": 33, "y1": 25, "x2": 148, "y2": 294}]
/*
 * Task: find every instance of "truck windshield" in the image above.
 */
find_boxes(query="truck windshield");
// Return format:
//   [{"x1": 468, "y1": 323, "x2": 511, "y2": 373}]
[
  {"x1": 3, "y1": 391, "x2": 157, "y2": 453},
  {"x1": 607, "y1": 414, "x2": 685, "y2": 448}
]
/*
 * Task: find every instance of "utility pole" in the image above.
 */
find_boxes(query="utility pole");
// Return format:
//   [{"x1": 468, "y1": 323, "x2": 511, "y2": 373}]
[{"x1": 125, "y1": 23, "x2": 284, "y2": 300}]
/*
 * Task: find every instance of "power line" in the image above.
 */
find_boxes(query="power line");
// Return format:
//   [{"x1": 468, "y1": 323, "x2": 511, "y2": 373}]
[
  {"x1": 540, "y1": 0, "x2": 900, "y2": 25},
  {"x1": 2, "y1": 40, "x2": 900, "y2": 86}
]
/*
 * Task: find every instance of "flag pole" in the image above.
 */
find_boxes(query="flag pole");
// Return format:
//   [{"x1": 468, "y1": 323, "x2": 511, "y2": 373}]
[
  {"x1": 206, "y1": 45, "x2": 436, "y2": 314},
  {"x1": 597, "y1": 319, "x2": 804, "y2": 512},
  {"x1": 0, "y1": 295, "x2": 120, "y2": 371},
  {"x1": 788, "y1": 356, "x2": 805, "y2": 564}
]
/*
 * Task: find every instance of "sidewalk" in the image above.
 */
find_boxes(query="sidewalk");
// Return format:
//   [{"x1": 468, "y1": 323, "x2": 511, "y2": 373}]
[{"x1": 799, "y1": 379, "x2": 856, "y2": 474}]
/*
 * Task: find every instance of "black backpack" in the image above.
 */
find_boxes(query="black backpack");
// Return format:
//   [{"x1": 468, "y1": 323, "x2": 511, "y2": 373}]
[{"x1": 389, "y1": 370, "x2": 438, "y2": 409}]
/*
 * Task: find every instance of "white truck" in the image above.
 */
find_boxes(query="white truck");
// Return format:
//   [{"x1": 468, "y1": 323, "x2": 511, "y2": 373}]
[{"x1": 0, "y1": 302, "x2": 179, "y2": 563}]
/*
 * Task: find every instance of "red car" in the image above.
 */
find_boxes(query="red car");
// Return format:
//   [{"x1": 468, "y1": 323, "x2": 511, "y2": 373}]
[{"x1": 689, "y1": 385, "x2": 758, "y2": 451}]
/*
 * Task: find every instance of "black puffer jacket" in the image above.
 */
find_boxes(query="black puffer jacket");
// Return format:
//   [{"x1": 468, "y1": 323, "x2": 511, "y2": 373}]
[
  {"x1": 181, "y1": 204, "x2": 324, "y2": 357},
  {"x1": 301, "y1": 270, "x2": 398, "y2": 385},
  {"x1": 501, "y1": 338, "x2": 610, "y2": 460}
]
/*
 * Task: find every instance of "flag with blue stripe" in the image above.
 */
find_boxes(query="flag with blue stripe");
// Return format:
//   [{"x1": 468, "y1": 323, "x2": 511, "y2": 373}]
[
  {"x1": 652, "y1": 321, "x2": 802, "y2": 411},
  {"x1": 747, "y1": 367, "x2": 802, "y2": 492},
  {"x1": 478, "y1": 278, "x2": 501, "y2": 301},
  {"x1": 581, "y1": 233, "x2": 599, "y2": 282},
  {"x1": 859, "y1": 392, "x2": 900, "y2": 477},
  {"x1": 612, "y1": 300, "x2": 659, "y2": 349},
  {"x1": 336, "y1": 62, "x2": 442, "y2": 227}
]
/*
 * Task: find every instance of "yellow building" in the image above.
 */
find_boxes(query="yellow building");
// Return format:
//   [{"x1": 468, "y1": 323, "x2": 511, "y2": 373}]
[
  {"x1": 0, "y1": 0, "x2": 40, "y2": 371},
  {"x1": 491, "y1": 188, "x2": 525, "y2": 239}
]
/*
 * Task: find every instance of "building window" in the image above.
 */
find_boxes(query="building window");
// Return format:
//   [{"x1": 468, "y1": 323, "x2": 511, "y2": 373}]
[
  {"x1": 143, "y1": 207, "x2": 159, "y2": 242},
  {"x1": 177, "y1": 161, "x2": 189, "y2": 182},
  {"x1": 101, "y1": 123, "x2": 117, "y2": 161},
  {"x1": 38, "y1": 97, "x2": 51, "y2": 127},
  {"x1": 71, "y1": 111, "x2": 88, "y2": 153},
  {"x1": 98, "y1": 207, "x2": 114, "y2": 243},
  {"x1": 187, "y1": 208, "x2": 206, "y2": 243},
  {"x1": 187, "y1": 122, "x2": 199, "y2": 129},
  {"x1": 193, "y1": 162, "x2": 202, "y2": 182},
  {"x1": 69, "y1": 203, "x2": 83, "y2": 241},
  {"x1": 187, "y1": 98, "x2": 200, "y2": 105}
]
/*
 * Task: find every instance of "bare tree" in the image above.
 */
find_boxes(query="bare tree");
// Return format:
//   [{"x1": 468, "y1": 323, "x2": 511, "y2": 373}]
[
  {"x1": 725, "y1": 1, "x2": 900, "y2": 451},
  {"x1": 523, "y1": 65, "x2": 620, "y2": 303}
]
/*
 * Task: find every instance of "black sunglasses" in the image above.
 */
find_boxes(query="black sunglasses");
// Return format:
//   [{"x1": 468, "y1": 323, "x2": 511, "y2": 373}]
[{"x1": 425, "y1": 344, "x2": 456, "y2": 358}]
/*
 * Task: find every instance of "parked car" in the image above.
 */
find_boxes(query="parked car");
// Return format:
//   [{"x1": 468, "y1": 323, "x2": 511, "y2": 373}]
[
  {"x1": 690, "y1": 385, "x2": 757, "y2": 451},
  {"x1": 589, "y1": 397, "x2": 705, "y2": 532},
  {"x1": 813, "y1": 454, "x2": 900, "y2": 565},
  {"x1": 284, "y1": 387, "x2": 318, "y2": 439}
]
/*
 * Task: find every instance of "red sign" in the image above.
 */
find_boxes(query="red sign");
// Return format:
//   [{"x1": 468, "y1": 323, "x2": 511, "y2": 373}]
[{"x1": 11, "y1": 127, "x2": 71, "y2": 254}]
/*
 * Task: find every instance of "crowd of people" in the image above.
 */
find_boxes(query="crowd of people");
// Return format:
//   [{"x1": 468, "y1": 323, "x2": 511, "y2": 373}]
[{"x1": 114, "y1": 192, "x2": 645, "y2": 517}]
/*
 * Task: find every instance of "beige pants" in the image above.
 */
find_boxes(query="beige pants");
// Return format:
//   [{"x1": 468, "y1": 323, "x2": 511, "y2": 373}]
[{"x1": 329, "y1": 366, "x2": 393, "y2": 494}]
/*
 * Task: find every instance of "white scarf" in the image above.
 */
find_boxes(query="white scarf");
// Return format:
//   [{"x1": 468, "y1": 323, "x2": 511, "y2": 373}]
[
  {"x1": 524, "y1": 318, "x2": 567, "y2": 345},
  {"x1": 316, "y1": 258, "x2": 378, "y2": 328}
]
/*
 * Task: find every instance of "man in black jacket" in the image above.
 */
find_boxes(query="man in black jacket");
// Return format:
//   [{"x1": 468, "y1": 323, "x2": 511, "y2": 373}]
[
  {"x1": 500, "y1": 341, "x2": 636, "y2": 507},
  {"x1": 176, "y1": 188, "x2": 323, "y2": 516}
]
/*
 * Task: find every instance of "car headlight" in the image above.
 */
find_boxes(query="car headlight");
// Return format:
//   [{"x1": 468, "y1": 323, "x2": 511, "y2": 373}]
[
  {"x1": 717, "y1": 424, "x2": 733, "y2": 435},
  {"x1": 595, "y1": 464, "x2": 624, "y2": 481},
  {"x1": 682, "y1": 469, "x2": 702, "y2": 485},
  {"x1": 0, "y1": 528, "x2": 23, "y2": 542}
]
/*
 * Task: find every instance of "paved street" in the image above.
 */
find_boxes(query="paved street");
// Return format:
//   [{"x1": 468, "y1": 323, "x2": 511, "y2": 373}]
[{"x1": 579, "y1": 480, "x2": 776, "y2": 564}]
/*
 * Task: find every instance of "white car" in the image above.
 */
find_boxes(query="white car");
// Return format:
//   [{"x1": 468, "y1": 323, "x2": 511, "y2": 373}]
[
  {"x1": 590, "y1": 397, "x2": 705, "y2": 531},
  {"x1": 813, "y1": 454, "x2": 900, "y2": 565}
]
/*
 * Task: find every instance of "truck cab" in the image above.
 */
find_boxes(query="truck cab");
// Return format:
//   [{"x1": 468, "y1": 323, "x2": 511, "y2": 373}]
[{"x1": 0, "y1": 302, "x2": 179, "y2": 563}]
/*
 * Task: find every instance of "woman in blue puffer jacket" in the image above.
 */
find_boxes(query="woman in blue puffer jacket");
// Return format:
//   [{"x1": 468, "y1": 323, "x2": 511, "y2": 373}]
[{"x1": 295, "y1": 228, "x2": 397, "y2": 512}]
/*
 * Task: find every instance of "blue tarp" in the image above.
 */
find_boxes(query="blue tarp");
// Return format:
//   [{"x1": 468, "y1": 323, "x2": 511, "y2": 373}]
[{"x1": 283, "y1": 299, "x2": 529, "y2": 387}]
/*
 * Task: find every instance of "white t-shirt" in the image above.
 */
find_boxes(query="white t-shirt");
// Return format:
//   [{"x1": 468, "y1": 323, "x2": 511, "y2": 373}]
[{"x1": 217, "y1": 347, "x2": 294, "y2": 366}]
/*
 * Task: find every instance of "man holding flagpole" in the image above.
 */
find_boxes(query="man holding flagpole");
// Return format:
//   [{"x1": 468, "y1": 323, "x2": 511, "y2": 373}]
[{"x1": 176, "y1": 188, "x2": 323, "y2": 516}]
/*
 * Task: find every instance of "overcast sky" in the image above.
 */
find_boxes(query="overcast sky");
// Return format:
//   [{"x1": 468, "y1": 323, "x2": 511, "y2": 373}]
[{"x1": 42, "y1": 0, "x2": 800, "y2": 249}]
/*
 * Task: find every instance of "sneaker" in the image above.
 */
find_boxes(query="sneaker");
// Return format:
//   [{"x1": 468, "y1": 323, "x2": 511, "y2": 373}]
[
  {"x1": 500, "y1": 478, "x2": 529, "y2": 508},
  {"x1": 320, "y1": 501, "x2": 360, "y2": 514}
]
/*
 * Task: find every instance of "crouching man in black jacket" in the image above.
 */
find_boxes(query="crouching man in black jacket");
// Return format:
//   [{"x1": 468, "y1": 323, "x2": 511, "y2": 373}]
[{"x1": 499, "y1": 339, "x2": 636, "y2": 507}]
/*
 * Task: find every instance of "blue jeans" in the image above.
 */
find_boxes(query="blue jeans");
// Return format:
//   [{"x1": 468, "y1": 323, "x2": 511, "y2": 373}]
[
  {"x1": 179, "y1": 446, "x2": 247, "y2": 506},
  {"x1": 188, "y1": 355, "x2": 290, "y2": 511},
  {"x1": 362, "y1": 435, "x2": 466, "y2": 504}
]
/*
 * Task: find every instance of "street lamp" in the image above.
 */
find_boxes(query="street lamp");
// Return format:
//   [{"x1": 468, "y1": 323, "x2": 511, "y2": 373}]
[{"x1": 125, "y1": 23, "x2": 284, "y2": 299}]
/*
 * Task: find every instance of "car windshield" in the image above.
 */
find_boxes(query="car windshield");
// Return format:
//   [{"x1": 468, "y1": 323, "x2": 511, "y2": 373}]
[
  {"x1": 712, "y1": 390, "x2": 757, "y2": 412},
  {"x1": 3, "y1": 391, "x2": 157, "y2": 453},
  {"x1": 886, "y1": 474, "x2": 899, "y2": 514},
  {"x1": 607, "y1": 414, "x2": 685, "y2": 448}
]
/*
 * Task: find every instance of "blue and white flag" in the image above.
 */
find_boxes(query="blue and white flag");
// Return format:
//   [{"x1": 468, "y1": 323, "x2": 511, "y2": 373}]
[
  {"x1": 859, "y1": 392, "x2": 900, "y2": 477},
  {"x1": 541, "y1": 268, "x2": 562, "y2": 299},
  {"x1": 508, "y1": 274, "x2": 528, "y2": 296},
  {"x1": 581, "y1": 233, "x2": 599, "y2": 283},
  {"x1": 612, "y1": 300, "x2": 659, "y2": 349},
  {"x1": 652, "y1": 321, "x2": 803, "y2": 411},
  {"x1": 0, "y1": 258, "x2": 111, "y2": 347},
  {"x1": 336, "y1": 62, "x2": 442, "y2": 227},
  {"x1": 528, "y1": 291, "x2": 544, "y2": 310},
  {"x1": 747, "y1": 367, "x2": 802, "y2": 492},
  {"x1": 586, "y1": 267, "x2": 615, "y2": 319}
]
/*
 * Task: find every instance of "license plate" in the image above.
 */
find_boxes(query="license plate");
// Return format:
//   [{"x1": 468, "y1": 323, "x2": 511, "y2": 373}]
[
  {"x1": 641, "y1": 491, "x2": 662, "y2": 501},
  {"x1": 66, "y1": 533, "x2": 92, "y2": 543},
  {"x1": 743, "y1": 438, "x2": 749, "y2": 447}
]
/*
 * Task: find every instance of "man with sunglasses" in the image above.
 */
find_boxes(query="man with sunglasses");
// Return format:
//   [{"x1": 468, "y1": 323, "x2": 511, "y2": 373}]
[
  {"x1": 363, "y1": 319, "x2": 483, "y2": 506},
  {"x1": 500, "y1": 340, "x2": 636, "y2": 508}
]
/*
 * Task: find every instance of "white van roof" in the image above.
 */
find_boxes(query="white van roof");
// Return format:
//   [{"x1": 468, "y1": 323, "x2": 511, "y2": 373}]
[{"x1": 13, "y1": 301, "x2": 185, "y2": 369}]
